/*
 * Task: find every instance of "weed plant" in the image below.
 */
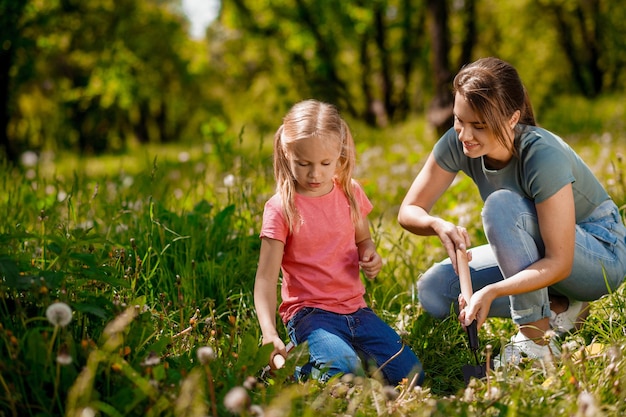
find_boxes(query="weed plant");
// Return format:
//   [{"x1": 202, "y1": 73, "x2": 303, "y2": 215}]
[{"x1": 0, "y1": 101, "x2": 625, "y2": 416}]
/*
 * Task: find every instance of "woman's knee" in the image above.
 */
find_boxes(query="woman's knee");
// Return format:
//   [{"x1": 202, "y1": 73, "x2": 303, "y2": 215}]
[
  {"x1": 417, "y1": 264, "x2": 456, "y2": 319},
  {"x1": 483, "y1": 189, "x2": 528, "y2": 222}
]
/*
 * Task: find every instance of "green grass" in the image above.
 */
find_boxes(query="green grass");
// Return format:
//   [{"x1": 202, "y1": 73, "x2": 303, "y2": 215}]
[{"x1": 1, "y1": 98, "x2": 626, "y2": 416}]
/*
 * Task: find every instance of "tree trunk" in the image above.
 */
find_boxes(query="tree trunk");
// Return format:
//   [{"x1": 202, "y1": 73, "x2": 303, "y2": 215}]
[
  {"x1": 0, "y1": 0, "x2": 28, "y2": 163},
  {"x1": 426, "y1": 0, "x2": 454, "y2": 136}
]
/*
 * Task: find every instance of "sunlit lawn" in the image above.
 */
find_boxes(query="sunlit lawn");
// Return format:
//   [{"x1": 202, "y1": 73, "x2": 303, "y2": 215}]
[{"x1": 1, "y1": 97, "x2": 626, "y2": 416}]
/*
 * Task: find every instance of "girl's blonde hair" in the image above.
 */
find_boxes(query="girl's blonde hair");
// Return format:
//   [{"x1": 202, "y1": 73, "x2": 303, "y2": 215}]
[{"x1": 273, "y1": 99, "x2": 361, "y2": 232}]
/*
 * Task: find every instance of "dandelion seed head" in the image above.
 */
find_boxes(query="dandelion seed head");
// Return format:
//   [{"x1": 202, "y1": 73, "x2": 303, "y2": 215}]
[
  {"x1": 223, "y1": 386, "x2": 250, "y2": 414},
  {"x1": 249, "y1": 404, "x2": 265, "y2": 416},
  {"x1": 197, "y1": 346, "x2": 217, "y2": 364},
  {"x1": 79, "y1": 407, "x2": 96, "y2": 417},
  {"x1": 56, "y1": 352, "x2": 73, "y2": 365},
  {"x1": 21, "y1": 151, "x2": 38, "y2": 167},
  {"x1": 178, "y1": 151, "x2": 190, "y2": 163},
  {"x1": 243, "y1": 375, "x2": 258, "y2": 390},
  {"x1": 141, "y1": 351, "x2": 161, "y2": 367},
  {"x1": 46, "y1": 302, "x2": 73, "y2": 327},
  {"x1": 224, "y1": 174, "x2": 235, "y2": 188},
  {"x1": 578, "y1": 390, "x2": 599, "y2": 417}
]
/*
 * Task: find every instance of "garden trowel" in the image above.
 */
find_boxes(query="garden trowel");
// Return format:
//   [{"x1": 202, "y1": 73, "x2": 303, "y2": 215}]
[
  {"x1": 457, "y1": 248, "x2": 491, "y2": 385},
  {"x1": 259, "y1": 340, "x2": 294, "y2": 381}
]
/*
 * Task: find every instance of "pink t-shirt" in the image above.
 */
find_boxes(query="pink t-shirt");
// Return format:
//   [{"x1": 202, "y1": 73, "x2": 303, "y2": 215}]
[{"x1": 261, "y1": 180, "x2": 373, "y2": 323}]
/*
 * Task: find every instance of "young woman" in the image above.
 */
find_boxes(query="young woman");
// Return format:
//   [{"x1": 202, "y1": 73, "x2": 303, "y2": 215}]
[
  {"x1": 398, "y1": 57, "x2": 626, "y2": 365},
  {"x1": 254, "y1": 99, "x2": 424, "y2": 384}
]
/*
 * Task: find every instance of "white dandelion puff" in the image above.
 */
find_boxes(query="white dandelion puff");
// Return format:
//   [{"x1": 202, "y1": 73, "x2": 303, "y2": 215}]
[
  {"x1": 46, "y1": 302, "x2": 73, "y2": 327},
  {"x1": 20, "y1": 151, "x2": 38, "y2": 167},
  {"x1": 197, "y1": 346, "x2": 217, "y2": 364},
  {"x1": 141, "y1": 351, "x2": 161, "y2": 367},
  {"x1": 79, "y1": 407, "x2": 96, "y2": 417},
  {"x1": 223, "y1": 174, "x2": 235, "y2": 188},
  {"x1": 223, "y1": 386, "x2": 250, "y2": 414},
  {"x1": 56, "y1": 352, "x2": 73, "y2": 366}
]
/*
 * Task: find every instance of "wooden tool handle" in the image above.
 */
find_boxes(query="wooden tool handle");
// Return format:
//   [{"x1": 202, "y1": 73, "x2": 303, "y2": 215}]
[
  {"x1": 272, "y1": 353, "x2": 286, "y2": 369},
  {"x1": 456, "y1": 247, "x2": 473, "y2": 304}
]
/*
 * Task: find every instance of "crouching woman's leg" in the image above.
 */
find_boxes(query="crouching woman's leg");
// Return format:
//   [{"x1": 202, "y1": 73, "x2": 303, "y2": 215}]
[{"x1": 417, "y1": 244, "x2": 510, "y2": 319}]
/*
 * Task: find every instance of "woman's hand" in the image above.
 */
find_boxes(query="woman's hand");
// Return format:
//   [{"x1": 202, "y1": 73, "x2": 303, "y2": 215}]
[
  {"x1": 433, "y1": 219, "x2": 472, "y2": 274},
  {"x1": 460, "y1": 286, "x2": 495, "y2": 329}
]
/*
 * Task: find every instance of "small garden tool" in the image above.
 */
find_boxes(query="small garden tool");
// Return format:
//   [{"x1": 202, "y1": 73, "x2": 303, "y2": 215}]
[
  {"x1": 457, "y1": 248, "x2": 491, "y2": 385},
  {"x1": 260, "y1": 340, "x2": 294, "y2": 381}
]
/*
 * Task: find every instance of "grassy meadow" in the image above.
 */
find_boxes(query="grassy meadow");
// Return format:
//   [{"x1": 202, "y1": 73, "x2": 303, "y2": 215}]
[{"x1": 1, "y1": 95, "x2": 626, "y2": 416}]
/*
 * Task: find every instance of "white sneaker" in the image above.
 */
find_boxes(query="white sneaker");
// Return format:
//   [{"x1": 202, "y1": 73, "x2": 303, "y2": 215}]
[
  {"x1": 493, "y1": 331, "x2": 560, "y2": 368},
  {"x1": 550, "y1": 299, "x2": 584, "y2": 335}
]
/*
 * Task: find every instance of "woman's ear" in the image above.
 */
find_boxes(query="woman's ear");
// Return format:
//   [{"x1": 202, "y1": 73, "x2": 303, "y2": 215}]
[{"x1": 509, "y1": 110, "x2": 521, "y2": 129}]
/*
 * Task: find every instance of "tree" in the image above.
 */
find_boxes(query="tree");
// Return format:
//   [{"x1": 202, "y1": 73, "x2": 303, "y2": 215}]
[
  {"x1": 534, "y1": 0, "x2": 626, "y2": 97},
  {"x1": 0, "y1": 0, "x2": 29, "y2": 162},
  {"x1": 220, "y1": 0, "x2": 432, "y2": 127},
  {"x1": 1, "y1": 0, "x2": 217, "y2": 160}
]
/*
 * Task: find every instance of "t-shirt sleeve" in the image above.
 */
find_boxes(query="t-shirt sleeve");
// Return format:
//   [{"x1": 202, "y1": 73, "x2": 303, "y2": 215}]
[
  {"x1": 521, "y1": 139, "x2": 576, "y2": 204},
  {"x1": 351, "y1": 180, "x2": 373, "y2": 217},
  {"x1": 433, "y1": 127, "x2": 464, "y2": 173},
  {"x1": 260, "y1": 195, "x2": 289, "y2": 243}
]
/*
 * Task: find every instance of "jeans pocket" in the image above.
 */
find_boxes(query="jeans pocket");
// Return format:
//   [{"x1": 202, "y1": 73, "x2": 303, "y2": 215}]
[
  {"x1": 579, "y1": 221, "x2": 618, "y2": 247},
  {"x1": 287, "y1": 307, "x2": 316, "y2": 343}
]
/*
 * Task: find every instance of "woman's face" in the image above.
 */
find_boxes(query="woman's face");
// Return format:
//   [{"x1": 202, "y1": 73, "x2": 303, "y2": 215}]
[
  {"x1": 288, "y1": 135, "x2": 340, "y2": 197},
  {"x1": 453, "y1": 92, "x2": 512, "y2": 166}
]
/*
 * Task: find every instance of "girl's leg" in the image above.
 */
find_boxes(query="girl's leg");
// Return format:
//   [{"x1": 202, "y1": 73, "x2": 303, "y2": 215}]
[
  {"x1": 287, "y1": 307, "x2": 363, "y2": 382},
  {"x1": 417, "y1": 244, "x2": 511, "y2": 319},
  {"x1": 351, "y1": 308, "x2": 424, "y2": 385}
]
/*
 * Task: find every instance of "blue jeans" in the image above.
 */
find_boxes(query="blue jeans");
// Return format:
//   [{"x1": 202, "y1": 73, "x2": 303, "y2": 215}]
[
  {"x1": 418, "y1": 190, "x2": 626, "y2": 325},
  {"x1": 287, "y1": 307, "x2": 424, "y2": 385}
]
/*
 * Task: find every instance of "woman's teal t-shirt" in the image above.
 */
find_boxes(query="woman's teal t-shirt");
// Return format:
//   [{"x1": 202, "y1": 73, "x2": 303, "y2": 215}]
[{"x1": 433, "y1": 125, "x2": 609, "y2": 222}]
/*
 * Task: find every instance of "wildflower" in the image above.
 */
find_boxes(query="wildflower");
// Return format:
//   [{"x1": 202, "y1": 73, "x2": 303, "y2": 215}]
[
  {"x1": 577, "y1": 390, "x2": 599, "y2": 417},
  {"x1": 20, "y1": 151, "x2": 38, "y2": 167},
  {"x1": 79, "y1": 407, "x2": 96, "y2": 417},
  {"x1": 249, "y1": 404, "x2": 265, "y2": 417},
  {"x1": 224, "y1": 174, "x2": 235, "y2": 187},
  {"x1": 178, "y1": 151, "x2": 190, "y2": 163},
  {"x1": 141, "y1": 351, "x2": 160, "y2": 367},
  {"x1": 243, "y1": 375, "x2": 258, "y2": 390},
  {"x1": 223, "y1": 386, "x2": 250, "y2": 414},
  {"x1": 197, "y1": 346, "x2": 217, "y2": 365},
  {"x1": 56, "y1": 352, "x2": 73, "y2": 366},
  {"x1": 46, "y1": 302, "x2": 73, "y2": 327}
]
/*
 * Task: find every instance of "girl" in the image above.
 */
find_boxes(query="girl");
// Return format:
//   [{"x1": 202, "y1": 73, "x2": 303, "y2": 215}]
[
  {"x1": 398, "y1": 57, "x2": 626, "y2": 365},
  {"x1": 254, "y1": 99, "x2": 423, "y2": 384}
]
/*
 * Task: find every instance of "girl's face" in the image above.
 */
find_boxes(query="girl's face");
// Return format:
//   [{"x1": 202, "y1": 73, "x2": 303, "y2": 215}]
[
  {"x1": 453, "y1": 92, "x2": 512, "y2": 167},
  {"x1": 288, "y1": 135, "x2": 341, "y2": 197}
]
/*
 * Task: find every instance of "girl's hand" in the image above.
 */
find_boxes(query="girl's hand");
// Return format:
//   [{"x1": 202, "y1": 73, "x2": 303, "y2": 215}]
[
  {"x1": 264, "y1": 336, "x2": 288, "y2": 370},
  {"x1": 359, "y1": 248, "x2": 382, "y2": 280}
]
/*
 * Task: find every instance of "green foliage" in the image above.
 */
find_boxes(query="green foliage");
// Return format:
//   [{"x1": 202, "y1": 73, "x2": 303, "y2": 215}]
[{"x1": 0, "y1": 98, "x2": 626, "y2": 415}]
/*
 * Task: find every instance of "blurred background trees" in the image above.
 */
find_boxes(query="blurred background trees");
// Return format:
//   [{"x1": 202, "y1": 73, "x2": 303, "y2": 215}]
[{"x1": 1, "y1": 0, "x2": 624, "y2": 163}]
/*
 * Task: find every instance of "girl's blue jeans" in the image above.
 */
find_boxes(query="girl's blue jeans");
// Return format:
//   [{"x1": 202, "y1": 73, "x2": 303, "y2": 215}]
[
  {"x1": 418, "y1": 189, "x2": 626, "y2": 325},
  {"x1": 287, "y1": 306, "x2": 424, "y2": 385}
]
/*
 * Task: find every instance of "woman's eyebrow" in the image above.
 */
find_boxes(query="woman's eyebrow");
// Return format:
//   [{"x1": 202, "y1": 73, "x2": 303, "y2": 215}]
[{"x1": 455, "y1": 113, "x2": 485, "y2": 126}]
